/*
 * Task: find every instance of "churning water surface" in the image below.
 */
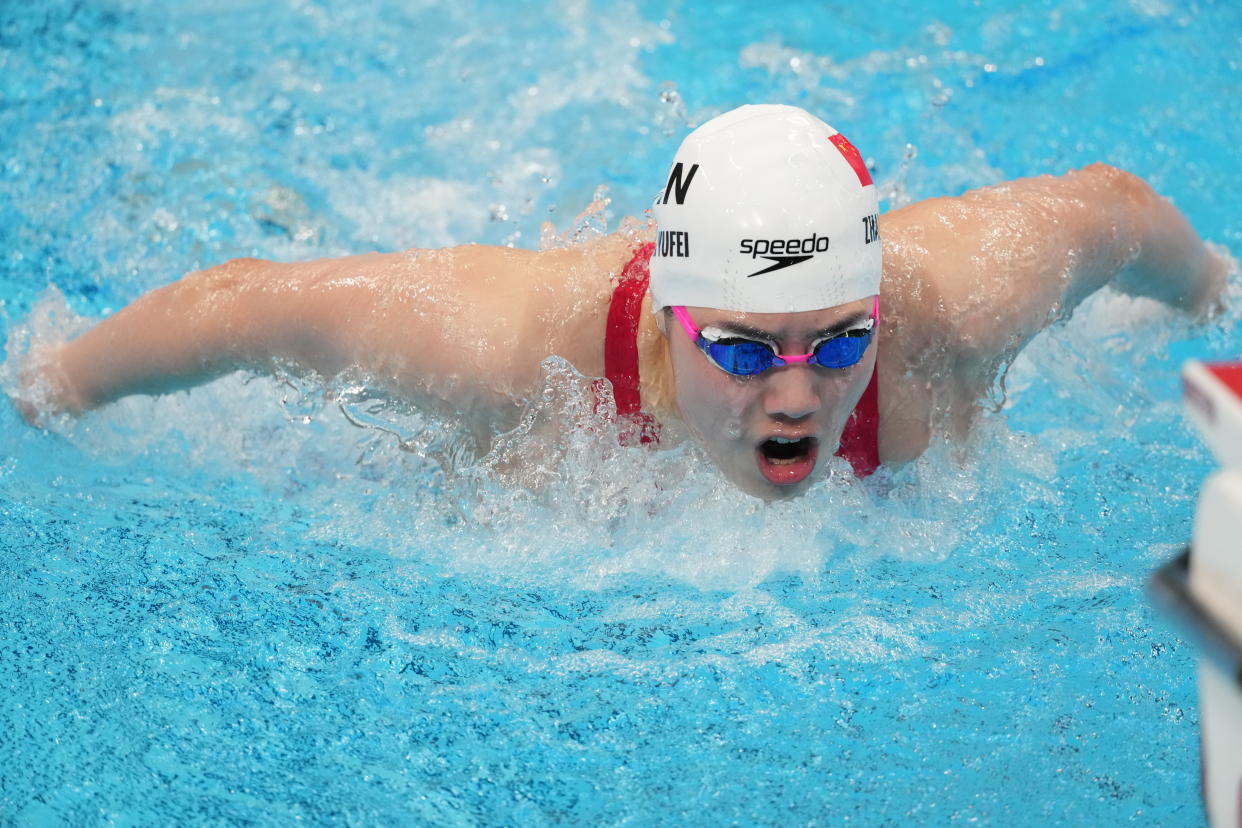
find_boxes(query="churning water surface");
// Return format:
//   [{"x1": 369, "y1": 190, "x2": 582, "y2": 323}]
[{"x1": 2, "y1": 0, "x2": 1242, "y2": 823}]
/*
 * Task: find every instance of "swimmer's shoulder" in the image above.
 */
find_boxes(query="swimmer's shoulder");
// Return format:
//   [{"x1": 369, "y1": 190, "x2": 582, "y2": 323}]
[
  {"x1": 872, "y1": 167, "x2": 1139, "y2": 459},
  {"x1": 543, "y1": 221, "x2": 657, "y2": 288},
  {"x1": 409, "y1": 224, "x2": 651, "y2": 292},
  {"x1": 873, "y1": 198, "x2": 992, "y2": 463}
]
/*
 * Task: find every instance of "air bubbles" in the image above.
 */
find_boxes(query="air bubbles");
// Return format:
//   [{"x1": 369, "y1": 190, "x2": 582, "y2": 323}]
[
  {"x1": 152, "y1": 208, "x2": 179, "y2": 232},
  {"x1": 926, "y1": 22, "x2": 952, "y2": 47},
  {"x1": 654, "y1": 83, "x2": 691, "y2": 136}
]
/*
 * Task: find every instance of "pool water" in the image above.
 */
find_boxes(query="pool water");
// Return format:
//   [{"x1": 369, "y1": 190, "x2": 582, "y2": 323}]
[{"x1": 3, "y1": 0, "x2": 1242, "y2": 823}]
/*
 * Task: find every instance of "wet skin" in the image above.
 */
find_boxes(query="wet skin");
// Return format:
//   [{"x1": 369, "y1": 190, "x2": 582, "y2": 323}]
[
  {"x1": 663, "y1": 297, "x2": 877, "y2": 500},
  {"x1": 16, "y1": 165, "x2": 1225, "y2": 500}
]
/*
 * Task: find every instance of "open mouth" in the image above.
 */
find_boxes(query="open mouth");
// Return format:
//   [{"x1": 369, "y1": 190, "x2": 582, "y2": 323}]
[{"x1": 756, "y1": 436, "x2": 819, "y2": 486}]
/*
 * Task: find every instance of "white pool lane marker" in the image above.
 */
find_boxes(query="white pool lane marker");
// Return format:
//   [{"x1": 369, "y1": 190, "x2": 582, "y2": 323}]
[{"x1": 1181, "y1": 359, "x2": 1242, "y2": 828}]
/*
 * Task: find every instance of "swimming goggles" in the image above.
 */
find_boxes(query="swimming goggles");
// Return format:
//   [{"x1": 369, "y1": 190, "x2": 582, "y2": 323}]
[{"x1": 670, "y1": 297, "x2": 878, "y2": 376}]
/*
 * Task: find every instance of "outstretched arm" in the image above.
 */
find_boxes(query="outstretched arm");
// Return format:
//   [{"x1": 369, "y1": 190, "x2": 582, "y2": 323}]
[
  {"x1": 18, "y1": 235, "x2": 634, "y2": 425},
  {"x1": 28, "y1": 252, "x2": 413, "y2": 415},
  {"x1": 876, "y1": 163, "x2": 1228, "y2": 458},
  {"x1": 888, "y1": 162, "x2": 1224, "y2": 354},
  {"x1": 37, "y1": 256, "x2": 336, "y2": 412}
]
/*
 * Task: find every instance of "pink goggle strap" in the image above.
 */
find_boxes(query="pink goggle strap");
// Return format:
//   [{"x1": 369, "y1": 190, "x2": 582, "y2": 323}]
[{"x1": 670, "y1": 305, "x2": 700, "y2": 341}]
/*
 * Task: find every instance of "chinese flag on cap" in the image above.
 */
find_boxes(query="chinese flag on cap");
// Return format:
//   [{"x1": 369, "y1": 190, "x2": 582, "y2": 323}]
[{"x1": 828, "y1": 133, "x2": 873, "y2": 187}]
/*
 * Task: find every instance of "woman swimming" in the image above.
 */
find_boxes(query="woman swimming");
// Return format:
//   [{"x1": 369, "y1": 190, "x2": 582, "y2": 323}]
[{"x1": 12, "y1": 105, "x2": 1227, "y2": 499}]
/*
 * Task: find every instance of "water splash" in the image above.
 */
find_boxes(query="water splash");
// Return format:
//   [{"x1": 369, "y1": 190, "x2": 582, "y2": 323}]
[{"x1": 1, "y1": 2, "x2": 1237, "y2": 820}]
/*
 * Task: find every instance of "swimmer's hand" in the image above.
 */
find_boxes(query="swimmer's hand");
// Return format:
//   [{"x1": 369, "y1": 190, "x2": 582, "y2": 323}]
[
  {"x1": 1104, "y1": 164, "x2": 1229, "y2": 318},
  {"x1": 1188, "y1": 247, "x2": 1231, "y2": 318},
  {"x1": 9, "y1": 345, "x2": 83, "y2": 426}
]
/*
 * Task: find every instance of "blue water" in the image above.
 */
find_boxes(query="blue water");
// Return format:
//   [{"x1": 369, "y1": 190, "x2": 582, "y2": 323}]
[{"x1": 3, "y1": 0, "x2": 1241, "y2": 823}]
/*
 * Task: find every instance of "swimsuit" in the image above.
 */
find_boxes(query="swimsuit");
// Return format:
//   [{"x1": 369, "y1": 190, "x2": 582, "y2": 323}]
[{"x1": 603, "y1": 243, "x2": 880, "y2": 477}]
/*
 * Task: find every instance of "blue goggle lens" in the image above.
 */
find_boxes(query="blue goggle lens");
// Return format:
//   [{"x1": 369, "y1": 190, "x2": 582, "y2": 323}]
[
  {"x1": 704, "y1": 340, "x2": 776, "y2": 375},
  {"x1": 700, "y1": 330, "x2": 872, "y2": 376},
  {"x1": 812, "y1": 332, "x2": 871, "y2": 369}
]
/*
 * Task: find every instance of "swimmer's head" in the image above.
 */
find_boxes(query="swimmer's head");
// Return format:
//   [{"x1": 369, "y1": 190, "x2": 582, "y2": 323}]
[
  {"x1": 650, "y1": 104, "x2": 881, "y2": 314},
  {"x1": 650, "y1": 105, "x2": 882, "y2": 499}
]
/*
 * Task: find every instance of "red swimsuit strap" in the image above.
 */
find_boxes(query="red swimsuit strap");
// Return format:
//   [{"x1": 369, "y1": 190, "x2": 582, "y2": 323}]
[
  {"x1": 602, "y1": 243, "x2": 660, "y2": 445},
  {"x1": 603, "y1": 242, "x2": 879, "y2": 474},
  {"x1": 835, "y1": 365, "x2": 880, "y2": 477},
  {"x1": 604, "y1": 243, "x2": 655, "y2": 418}
]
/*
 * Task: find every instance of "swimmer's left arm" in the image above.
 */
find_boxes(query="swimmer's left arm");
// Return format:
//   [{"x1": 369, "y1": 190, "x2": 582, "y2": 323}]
[{"x1": 882, "y1": 163, "x2": 1227, "y2": 391}]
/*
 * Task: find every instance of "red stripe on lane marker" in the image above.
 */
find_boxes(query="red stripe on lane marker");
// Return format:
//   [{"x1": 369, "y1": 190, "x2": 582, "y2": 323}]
[{"x1": 1205, "y1": 362, "x2": 1242, "y2": 399}]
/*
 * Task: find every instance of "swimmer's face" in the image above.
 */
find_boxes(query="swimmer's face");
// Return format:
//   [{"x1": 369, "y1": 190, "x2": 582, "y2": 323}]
[{"x1": 664, "y1": 298, "x2": 877, "y2": 500}]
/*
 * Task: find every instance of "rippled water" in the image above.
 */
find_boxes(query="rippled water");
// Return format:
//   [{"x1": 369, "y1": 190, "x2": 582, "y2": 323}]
[{"x1": 2, "y1": 0, "x2": 1241, "y2": 823}]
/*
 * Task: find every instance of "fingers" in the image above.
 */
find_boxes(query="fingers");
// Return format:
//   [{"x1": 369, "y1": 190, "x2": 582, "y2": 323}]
[{"x1": 1194, "y1": 245, "x2": 1237, "y2": 319}]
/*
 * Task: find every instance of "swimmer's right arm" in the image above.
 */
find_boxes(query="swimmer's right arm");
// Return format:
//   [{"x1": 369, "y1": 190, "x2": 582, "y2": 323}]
[
  {"x1": 22, "y1": 234, "x2": 633, "y2": 420},
  {"x1": 28, "y1": 255, "x2": 379, "y2": 415}
]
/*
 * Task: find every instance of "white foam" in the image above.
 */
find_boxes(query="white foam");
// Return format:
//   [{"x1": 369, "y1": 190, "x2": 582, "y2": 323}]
[{"x1": 6, "y1": 200, "x2": 1236, "y2": 609}]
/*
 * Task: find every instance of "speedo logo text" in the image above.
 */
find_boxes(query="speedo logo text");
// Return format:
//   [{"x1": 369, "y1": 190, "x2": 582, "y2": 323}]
[{"x1": 739, "y1": 233, "x2": 830, "y2": 277}]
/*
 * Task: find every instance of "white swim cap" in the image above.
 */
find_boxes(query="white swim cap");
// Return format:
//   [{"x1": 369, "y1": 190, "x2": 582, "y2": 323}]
[{"x1": 650, "y1": 104, "x2": 881, "y2": 314}]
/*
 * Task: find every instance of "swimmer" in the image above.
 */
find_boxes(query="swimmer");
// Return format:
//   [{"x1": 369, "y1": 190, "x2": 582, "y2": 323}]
[{"x1": 11, "y1": 105, "x2": 1228, "y2": 499}]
